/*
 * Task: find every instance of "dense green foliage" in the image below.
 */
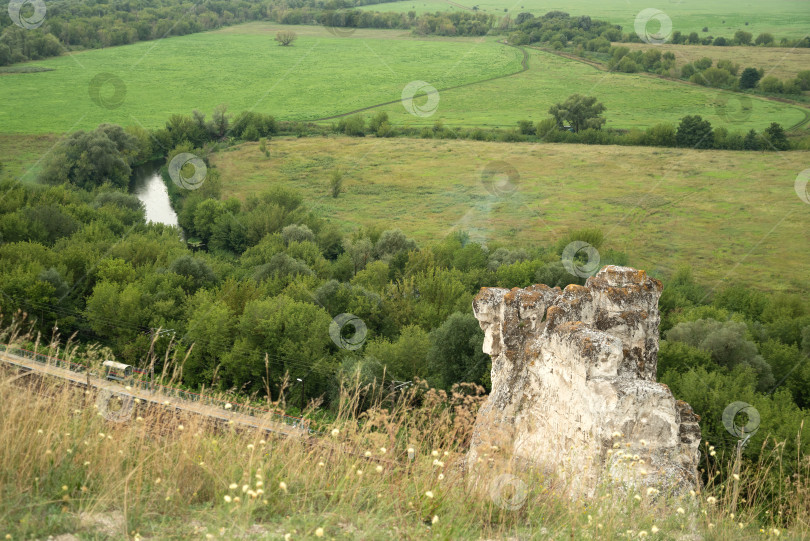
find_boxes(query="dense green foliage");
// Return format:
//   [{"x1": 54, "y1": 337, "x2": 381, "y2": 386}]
[{"x1": 508, "y1": 10, "x2": 810, "y2": 51}]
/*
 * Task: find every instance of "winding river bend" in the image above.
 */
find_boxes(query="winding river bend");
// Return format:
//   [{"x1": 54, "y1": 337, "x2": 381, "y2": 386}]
[{"x1": 130, "y1": 163, "x2": 179, "y2": 228}]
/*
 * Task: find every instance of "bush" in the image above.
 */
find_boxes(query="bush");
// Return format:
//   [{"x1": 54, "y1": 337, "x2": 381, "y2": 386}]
[
  {"x1": 616, "y1": 56, "x2": 639, "y2": 73},
  {"x1": 759, "y1": 76, "x2": 784, "y2": 93},
  {"x1": 337, "y1": 115, "x2": 366, "y2": 136},
  {"x1": 646, "y1": 123, "x2": 677, "y2": 146}
]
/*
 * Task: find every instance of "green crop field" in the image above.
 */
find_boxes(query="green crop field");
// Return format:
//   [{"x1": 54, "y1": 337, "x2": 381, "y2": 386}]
[
  {"x1": 0, "y1": 24, "x2": 521, "y2": 134},
  {"x1": 368, "y1": 47, "x2": 807, "y2": 131},
  {"x1": 359, "y1": 0, "x2": 810, "y2": 40},
  {"x1": 1, "y1": 23, "x2": 805, "y2": 136},
  {"x1": 211, "y1": 136, "x2": 810, "y2": 292}
]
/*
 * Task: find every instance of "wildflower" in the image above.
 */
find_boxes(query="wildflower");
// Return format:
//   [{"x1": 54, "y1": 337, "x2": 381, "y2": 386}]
[
  {"x1": 408, "y1": 448, "x2": 415, "y2": 460},
  {"x1": 247, "y1": 444, "x2": 254, "y2": 450},
  {"x1": 198, "y1": 462, "x2": 204, "y2": 466},
  {"x1": 125, "y1": 385, "x2": 131, "y2": 391},
  {"x1": 438, "y1": 473, "x2": 444, "y2": 481},
  {"x1": 178, "y1": 424, "x2": 184, "y2": 431},
  {"x1": 612, "y1": 431, "x2": 622, "y2": 438},
  {"x1": 242, "y1": 484, "x2": 249, "y2": 493},
  {"x1": 634, "y1": 495, "x2": 641, "y2": 501},
  {"x1": 37, "y1": 429, "x2": 43, "y2": 434},
  {"x1": 640, "y1": 439, "x2": 647, "y2": 446},
  {"x1": 432, "y1": 459, "x2": 444, "y2": 467},
  {"x1": 223, "y1": 495, "x2": 232, "y2": 503},
  {"x1": 233, "y1": 496, "x2": 241, "y2": 502},
  {"x1": 229, "y1": 483, "x2": 238, "y2": 489},
  {"x1": 733, "y1": 473, "x2": 740, "y2": 480},
  {"x1": 315, "y1": 528, "x2": 324, "y2": 537},
  {"x1": 331, "y1": 428, "x2": 339, "y2": 437},
  {"x1": 710, "y1": 450, "x2": 716, "y2": 457},
  {"x1": 376, "y1": 465, "x2": 383, "y2": 473},
  {"x1": 432, "y1": 515, "x2": 439, "y2": 525},
  {"x1": 224, "y1": 403, "x2": 232, "y2": 409},
  {"x1": 708, "y1": 523, "x2": 714, "y2": 529},
  {"x1": 431, "y1": 450, "x2": 439, "y2": 457},
  {"x1": 83, "y1": 461, "x2": 90, "y2": 466},
  {"x1": 651, "y1": 526, "x2": 658, "y2": 534},
  {"x1": 284, "y1": 535, "x2": 291, "y2": 541},
  {"x1": 639, "y1": 532, "x2": 648, "y2": 538},
  {"x1": 706, "y1": 496, "x2": 717, "y2": 505},
  {"x1": 98, "y1": 432, "x2": 105, "y2": 438},
  {"x1": 676, "y1": 507, "x2": 685, "y2": 514},
  {"x1": 256, "y1": 480, "x2": 263, "y2": 487},
  {"x1": 61, "y1": 485, "x2": 68, "y2": 491},
  {"x1": 136, "y1": 416, "x2": 144, "y2": 422},
  {"x1": 155, "y1": 478, "x2": 161, "y2": 485},
  {"x1": 356, "y1": 470, "x2": 363, "y2": 476},
  {"x1": 279, "y1": 481, "x2": 288, "y2": 493},
  {"x1": 739, "y1": 523, "x2": 744, "y2": 529},
  {"x1": 425, "y1": 491, "x2": 434, "y2": 498},
  {"x1": 380, "y1": 447, "x2": 387, "y2": 454},
  {"x1": 772, "y1": 529, "x2": 780, "y2": 537},
  {"x1": 317, "y1": 462, "x2": 325, "y2": 467},
  {"x1": 260, "y1": 440, "x2": 266, "y2": 445},
  {"x1": 646, "y1": 487, "x2": 658, "y2": 496},
  {"x1": 364, "y1": 451, "x2": 372, "y2": 457}
]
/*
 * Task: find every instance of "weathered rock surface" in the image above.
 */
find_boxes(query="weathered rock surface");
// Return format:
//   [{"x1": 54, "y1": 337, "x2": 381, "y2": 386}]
[{"x1": 468, "y1": 266, "x2": 701, "y2": 496}]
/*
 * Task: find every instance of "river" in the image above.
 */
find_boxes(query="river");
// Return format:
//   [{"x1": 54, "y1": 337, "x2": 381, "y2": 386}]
[{"x1": 130, "y1": 163, "x2": 179, "y2": 228}]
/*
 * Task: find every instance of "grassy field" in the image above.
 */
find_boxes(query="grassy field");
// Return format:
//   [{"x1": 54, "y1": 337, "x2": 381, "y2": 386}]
[
  {"x1": 1, "y1": 23, "x2": 806, "y2": 136},
  {"x1": 359, "y1": 0, "x2": 810, "y2": 40},
  {"x1": 0, "y1": 24, "x2": 521, "y2": 134},
  {"x1": 366, "y1": 47, "x2": 807, "y2": 131},
  {"x1": 619, "y1": 43, "x2": 810, "y2": 81},
  {"x1": 0, "y1": 134, "x2": 59, "y2": 184},
  {"x1": 211, "y1": 136, "x2": 810, "y2": 292}
]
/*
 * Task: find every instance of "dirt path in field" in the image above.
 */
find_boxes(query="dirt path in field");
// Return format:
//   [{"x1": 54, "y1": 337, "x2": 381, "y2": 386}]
[
  {"x1": 312, "y1": 40, "x2": 529, "y2": 121},
  {"x1": 529, "y1": 45, "x2": 810, "y2": 132}
]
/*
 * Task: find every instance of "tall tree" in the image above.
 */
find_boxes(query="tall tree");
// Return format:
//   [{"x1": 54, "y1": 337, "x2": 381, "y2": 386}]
[
  {"x1": 675, "y1": 115, "x2": 714, "y2": 149},
  {"x1": 548, "y1": 94, "x2": 606, "y2": 133}
]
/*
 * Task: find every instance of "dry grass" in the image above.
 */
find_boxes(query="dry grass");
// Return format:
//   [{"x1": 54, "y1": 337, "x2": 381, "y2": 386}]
[
  {"x1": 620, "y1": 43, "x2": 810, "y2": 82},
  {"x1": 2, "y1": 320, "x2": 810, "y2": 539},
  {"x1": 211, "y1": 136, "x2": 810, "y2": 293}
]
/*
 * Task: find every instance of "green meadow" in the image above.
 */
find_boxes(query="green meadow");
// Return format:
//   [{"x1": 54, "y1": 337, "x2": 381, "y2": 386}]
[
  {"x1": 370, "y1": 47, "x2": 807, "y2": 131},
  {"x1": 359, "y1": 0, "x2": 810, "y2": 40},
  {"x1": 0, "y1": 24, "x2": 521, "y2": 134},
  {"x1": 0, "y1": 23, "x2": 805, "y2": 136}
]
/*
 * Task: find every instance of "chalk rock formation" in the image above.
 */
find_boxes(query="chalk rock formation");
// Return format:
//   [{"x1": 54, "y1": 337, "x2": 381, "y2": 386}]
[{"x1": 468, "y1": 266, "x2": 700, "y2": 496}]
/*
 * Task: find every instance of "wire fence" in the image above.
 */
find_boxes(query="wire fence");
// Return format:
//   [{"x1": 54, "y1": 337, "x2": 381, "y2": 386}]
[{"x1": 0, "y1": 344, "x2": 310, "y2": 432}]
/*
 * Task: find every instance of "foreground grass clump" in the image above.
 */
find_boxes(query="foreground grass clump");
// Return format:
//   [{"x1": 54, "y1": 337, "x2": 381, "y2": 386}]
[{"x1": 1, "y1": 333, "x2": 809, "y2": 538}]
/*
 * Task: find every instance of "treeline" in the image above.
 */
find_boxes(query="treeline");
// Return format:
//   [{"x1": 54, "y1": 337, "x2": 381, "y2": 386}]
[
  {"x1": 601, "y1": 48, "x2": 810, "y2": 99},
  {"x1": 331, "y1": 109, "x2": 799, "y2": 151},
  {"x1": 508, "y1": 10, "x2": 810, "y2": 50},
  {"x1": 0, "y1": 0, "x2": 408, "y2": 65}
]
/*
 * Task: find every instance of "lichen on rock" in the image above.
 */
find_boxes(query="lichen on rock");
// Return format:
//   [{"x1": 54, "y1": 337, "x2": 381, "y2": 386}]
[{"x1": 468, "y1": 266, "x2": 700, "y2": 497}]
